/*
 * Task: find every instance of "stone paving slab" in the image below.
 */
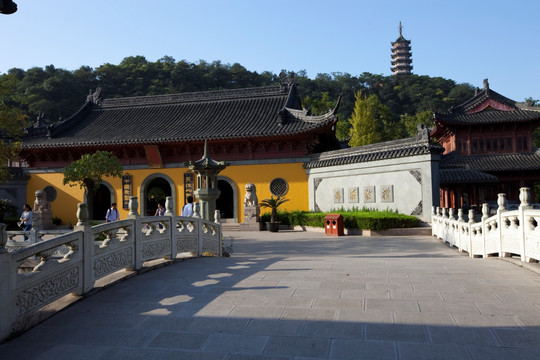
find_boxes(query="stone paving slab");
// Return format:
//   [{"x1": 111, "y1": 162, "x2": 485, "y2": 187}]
[{"x1": 1, "y1": 230, "x2": 540, "y2": 360}]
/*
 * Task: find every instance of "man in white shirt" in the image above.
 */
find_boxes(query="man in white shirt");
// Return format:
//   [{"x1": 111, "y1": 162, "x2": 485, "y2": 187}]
[
  {"x1": 181, "y1": 196, "x2": 194, "y2": 216},
  {"x1": 105, "y1": 203, "x2": 120, "y2": 222}
]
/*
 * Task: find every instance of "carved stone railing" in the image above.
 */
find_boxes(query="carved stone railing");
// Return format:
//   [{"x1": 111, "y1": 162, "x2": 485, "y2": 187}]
[
  {"x1": 0, "y1": 196, "x2": 221, "y2": 341},
  {"x1": 432, "y1": 187, "x2": 540, "y2": 262}
]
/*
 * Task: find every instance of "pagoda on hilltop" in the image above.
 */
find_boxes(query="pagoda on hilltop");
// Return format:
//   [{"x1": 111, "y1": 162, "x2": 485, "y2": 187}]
[{"x1": 391, "y1": 22, "x2": 413, "y2": 75}]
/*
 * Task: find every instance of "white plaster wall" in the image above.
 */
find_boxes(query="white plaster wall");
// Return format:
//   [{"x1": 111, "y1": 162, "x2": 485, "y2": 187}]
[{"x1": 307, "y1": 153, "x2": 438, "y2": 221}]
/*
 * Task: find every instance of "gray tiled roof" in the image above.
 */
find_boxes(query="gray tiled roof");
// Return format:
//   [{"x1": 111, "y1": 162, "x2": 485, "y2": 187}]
[
  {"x1": 440, "y1": 149, "x2": 540, "y2": 172},
  {"x1": 22, "y1": 85, "x2": 337, "y2": 149},
  {"x1": 439, "y1": 168, "x2": 498, "y2": 184},
  {"x1": 304, "y1": 134, "x2": 443, "y2": 169},
  {"x1": 432, "y1": 86, "x2": 540, "y2": 134},
  {"x1": 434, "y1": 108, "x2": 540, "y2": 125},
  {"x1": 450, "y1": 88, "x2": 516, "y2": 114}
]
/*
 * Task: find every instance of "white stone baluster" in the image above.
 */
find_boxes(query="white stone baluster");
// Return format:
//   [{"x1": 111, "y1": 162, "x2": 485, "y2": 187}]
[
  {"x1": 497, "y1": 193, "x2": 507, "y2": 211},
  {"x1": 468, "y1": 209, "x2": 475, "y2": 257},
  {"x1": 519, "y1": 187, "x2": 531, "y2": 207},
  {"x1": 165, "y1": 196, "x2": 174, "y2": 216},
  {"x1": 129, "y1": 196, "x2": 139, "y2": 216}
]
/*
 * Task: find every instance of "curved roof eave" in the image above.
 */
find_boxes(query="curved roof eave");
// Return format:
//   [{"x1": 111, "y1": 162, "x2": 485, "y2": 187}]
[{"x1": 21, "y1": 122, "x2": 335, "y2": 150}]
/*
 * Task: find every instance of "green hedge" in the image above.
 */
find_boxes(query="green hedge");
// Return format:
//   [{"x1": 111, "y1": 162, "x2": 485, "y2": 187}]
[{"x1": 261, "y1": 209, "x2": 417, "y2": 231}]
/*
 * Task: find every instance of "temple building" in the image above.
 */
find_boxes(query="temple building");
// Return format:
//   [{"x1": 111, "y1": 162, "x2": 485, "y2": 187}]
[
  {"x1": 432, "y1": 79, "x2": 540, "y2": 210},
  {"x1": 18, "y1": 77, "x2": 340, "y2": 224},
  {"x1": 10, "y1": 75, "x2": 539, "y2": 228},
  {"x1": 391, "y1": 22, "x2": 413, "y2": 75}
]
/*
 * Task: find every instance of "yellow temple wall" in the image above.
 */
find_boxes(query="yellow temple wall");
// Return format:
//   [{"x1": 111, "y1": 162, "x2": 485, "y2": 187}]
[{"x1": 26, "y1": 161, "x2": 309, "y2": 225}]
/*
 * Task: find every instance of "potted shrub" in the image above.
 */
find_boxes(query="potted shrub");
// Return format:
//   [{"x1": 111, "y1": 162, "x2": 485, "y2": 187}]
[{"x1": 259, "y1": 195, "x2": 289, "y2": 232}]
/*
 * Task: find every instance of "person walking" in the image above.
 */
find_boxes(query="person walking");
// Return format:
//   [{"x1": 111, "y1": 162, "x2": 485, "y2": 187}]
[
  {"x1": 19, "y1": 204, "x2": 32, "y2": 240},
  {"x1": 105, "y1": 202, "x2": 120, "y2": 222}
]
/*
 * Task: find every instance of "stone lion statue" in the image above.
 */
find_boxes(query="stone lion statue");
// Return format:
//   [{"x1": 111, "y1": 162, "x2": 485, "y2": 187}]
[
  {"x1": 33, "y1": 189, "x2": 50, "y2": 212},
  {"x1": 244, "y1": 183, "x2": 258, "y2": 207},
  {"x1": 33, "y1": 189, "x2": 54, "y2": 229}
]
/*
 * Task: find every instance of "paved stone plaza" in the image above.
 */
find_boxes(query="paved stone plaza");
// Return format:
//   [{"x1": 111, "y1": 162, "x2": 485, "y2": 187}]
[{"x1": 2, "y1": 231, "x2": 540, "y2": 359}]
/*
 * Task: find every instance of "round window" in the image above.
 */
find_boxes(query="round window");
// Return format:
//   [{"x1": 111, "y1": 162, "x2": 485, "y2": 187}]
[
  {"x1": 44, "y1": 186, "x2": 57, "y2": 202},
  {"x1": 270, "y1": 178, "x2": 288, "y2": 197}
]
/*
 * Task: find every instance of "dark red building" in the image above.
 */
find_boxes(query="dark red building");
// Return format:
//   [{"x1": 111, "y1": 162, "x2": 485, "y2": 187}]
[{"x1": 432, "y1": 79, "x2": 540, "y2": 209}]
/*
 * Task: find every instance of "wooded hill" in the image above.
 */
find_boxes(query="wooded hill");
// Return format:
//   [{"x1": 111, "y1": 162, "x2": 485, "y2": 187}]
[{"x1": 0, "y1": 55, "x2": 490, "y2": 142}]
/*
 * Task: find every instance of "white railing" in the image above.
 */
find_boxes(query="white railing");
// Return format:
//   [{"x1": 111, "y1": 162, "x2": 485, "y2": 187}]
[
  {"x1": 432, "y1": 187, "x2": 540, "y2": 262},
  {"x1": 0, "y1": 196, "x2": 222, "y2": 341}
]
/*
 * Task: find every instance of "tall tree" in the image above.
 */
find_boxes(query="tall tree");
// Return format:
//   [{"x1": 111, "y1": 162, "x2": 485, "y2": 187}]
[
  {"x1": 348, "y1": 91, "x2": 392, "y2": 147},
  {"x1": 63, "y1": 151, "x2": 123, "y2": 220}
]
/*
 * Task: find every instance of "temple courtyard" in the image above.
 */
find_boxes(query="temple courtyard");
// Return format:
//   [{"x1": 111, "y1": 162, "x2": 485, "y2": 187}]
[{"x1": 1, "y1": 230, "x2": 540, "y2": 360}]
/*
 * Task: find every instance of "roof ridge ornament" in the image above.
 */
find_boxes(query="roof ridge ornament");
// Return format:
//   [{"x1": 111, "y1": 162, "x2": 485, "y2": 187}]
[
  {"x1": 483, "y1": 79, "x2": 489, "y2": 90},
  {"x1": 86, "y1": 87, "x2": 103, "y2": 105},
  {"x1": 279, "y1": 71, "x2": 296, "y2": 93}
]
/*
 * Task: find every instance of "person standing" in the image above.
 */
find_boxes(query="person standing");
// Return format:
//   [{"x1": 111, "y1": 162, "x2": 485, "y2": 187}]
[
  {"x1": 105, "y1": 202, "x2": 120, "y2": 222},
  {"x1": 19, "y1": 204, "x2": 32, "y2": 240},
  {"x1": 155, "y1": 203, "x2": 165, "y2": 216},
  {"x1": 181, "y1": 196, "x2": 194, "y2": 216}
]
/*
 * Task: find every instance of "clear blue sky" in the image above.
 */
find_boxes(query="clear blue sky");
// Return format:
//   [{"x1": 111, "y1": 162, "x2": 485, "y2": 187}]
[{"x1": 2, "y1": 0, "x2": 539, "y2": 102}]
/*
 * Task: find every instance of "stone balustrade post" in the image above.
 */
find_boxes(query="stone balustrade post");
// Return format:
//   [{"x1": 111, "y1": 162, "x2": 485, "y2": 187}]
[
  {"x1": 519, "y1": 188, "x2": 532, "y2": 261},
  {"x1": 431, "y1": 206, "x2": 437, "y2": 236},
  {"x1": 519, "y1": 187, "x2": 531, "y2": 207},
  {"x1": 193, "y1": 202, "x2": 201, "y2": 218},
  {"x1": 481, "y1": 203, "x2": 490, "y2": 257},
  {"x1": 215, "y1": 210, "x2": 222, "y2": 256},
  {"x1": 457, "y1": 208, "x2": 464, "y2": 251},
  {"x1": 74, "y1": 203, "x2": 95, "y2": 294},
  {"x1": 0, "y1": 223, "x2": 12, "y2": 340},
  {"x1": 468, "y1": 209, "x2": 475, "y2": 257},
  {"x1": 497, "y1": 193, "x2": 507, "y2": 211},
  {"x1": 128, "y1": 196, "x2": 139, "y2": 217},
  {"x1": 164, "y1": 196, "x2": 176, "y2": 259},
  {"x1": 497, "y1": 193, "x2": 507, "y2": 257},
  {"x1": 481, "y1": 203, "x2": 489, "y2": 221},
  {"x1": 164, "y1": 196, "x2": 174, "y2": 216},
  {"x1": 448, "y1": 208, "x2": 455, "y2": 220},
  {"x1": 127, "y1": 196, "x2": 143, "y2": 269}
]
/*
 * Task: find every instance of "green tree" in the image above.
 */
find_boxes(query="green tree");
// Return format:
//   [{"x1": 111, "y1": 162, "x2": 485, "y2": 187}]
[
  {"x1": 401, "y1": 110, "x2": 435, "y2": 137},
  {"x1": 348, "y1": 91, "x2": 392, "y2": 147},
  {"x1": 63, "y1": 151, "x2": 123, "y2": 220},
  {"x1": 0, "y1": 74, "x2": 28, "y2": 180},
  {"x1": 302, "y1": 91, "x2": 335, "y2": 115}
]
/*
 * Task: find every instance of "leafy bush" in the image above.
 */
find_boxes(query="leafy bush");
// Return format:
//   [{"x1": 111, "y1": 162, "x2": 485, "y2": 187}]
[
  {"x1": 4, "y1": 216, "x2": 20, "y2": 230},
  {"x1": 0, "y1": 199, "x2": 17, "y2": 221},
  {"x1": 262, "y1": 209, "x2": 417, "y2": 230}
]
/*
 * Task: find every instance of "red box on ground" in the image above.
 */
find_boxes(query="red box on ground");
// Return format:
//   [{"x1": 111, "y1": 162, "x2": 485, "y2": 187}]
[{"x1": 324, "y1": 214, "x2": 344, "y2": 236}]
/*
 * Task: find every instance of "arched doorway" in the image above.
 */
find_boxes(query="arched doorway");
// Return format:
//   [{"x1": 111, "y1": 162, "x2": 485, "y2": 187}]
[
  {"x1": 216, "y1": 176, "x2": 238, "y2": 222},
  {"x1": 92, "y1": 184, "x2": 112, "y2": 221},
  {"x1": 144, "y1": 177, "x2": 172, "y2": 216}
]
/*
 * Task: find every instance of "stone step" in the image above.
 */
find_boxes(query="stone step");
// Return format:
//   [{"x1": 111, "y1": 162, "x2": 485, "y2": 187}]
[{"x1": 221, "y1": 223, "x2": 241, "y2": 231}]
